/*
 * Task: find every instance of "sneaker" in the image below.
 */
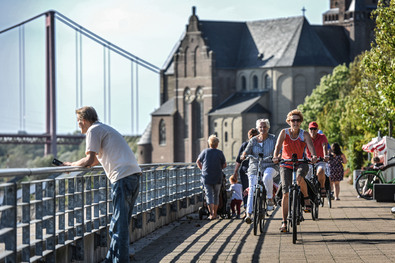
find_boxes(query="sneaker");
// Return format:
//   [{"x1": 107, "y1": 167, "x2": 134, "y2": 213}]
[
  {"x1": 245, "y1": 216, "x2": 252, "y2": 224},
  {"x1": 232, "y1": 213, "x2": 236, "y2": 218},
  {"x1": 236, "y1": 214, "x2": 241, "y2": 219},
  {"x1": 267, "y1": 199, "x2": 275, "y2": 211}
]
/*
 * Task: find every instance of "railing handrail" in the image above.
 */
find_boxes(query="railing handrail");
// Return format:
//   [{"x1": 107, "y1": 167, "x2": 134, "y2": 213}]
[{"x1": 0, "y1": 162, "x2": 200, "y2": 178}]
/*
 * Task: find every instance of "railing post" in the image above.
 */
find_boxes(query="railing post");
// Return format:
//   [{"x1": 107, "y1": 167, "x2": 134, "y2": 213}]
[
  {"x1": 3, "y1": 183, "x2": 17, "y2": 263},
  {"x1": 35, "y1": 181, "x2": 43, "y2": 258},
  {"x1": 45, "y1": 179, "x2": 56, "y2": 262},
  {"x1": 21, "y1": 182, "x2": 31, "y2": 262},
  {"x1": 58, "y1": 179, "x2": 66, "y2": 246},
  {"x1": 74, "y1": 176, "x2": 85, "y2": 261}
]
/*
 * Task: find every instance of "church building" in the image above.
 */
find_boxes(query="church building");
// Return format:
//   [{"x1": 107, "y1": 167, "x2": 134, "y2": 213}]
[{"x1": 138, "y1": 0, "x2": 378, "y2": 164}]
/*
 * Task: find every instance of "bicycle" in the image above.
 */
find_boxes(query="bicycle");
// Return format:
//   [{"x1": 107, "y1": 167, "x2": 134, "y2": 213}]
[
  {"x1": 307, "y1": 157, "x2": 332, "y2": 210},
  {"x1": 244, "y1": 154, "x2": 275, "y2": 235},
  {"x1": 320, "y1": 169, "x2": 332, "y2": 209},
  {"x1": 305, "y1": 159, "x2": 321, "y2": 221},
  {"x1": 280, "y1": 154, "x2": 310, "y2": 244},
  {"x1": 355, "y1": 155, "x2": 395, "y2": 200}
]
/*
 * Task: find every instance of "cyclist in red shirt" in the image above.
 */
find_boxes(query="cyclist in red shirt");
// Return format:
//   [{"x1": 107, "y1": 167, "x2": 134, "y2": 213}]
[
  {"x1": 305, "y1": 121, "x2": 329, "y2": 196},
  {"x1": 273, "y1": 109, "x2": 317, "y2": 232}
]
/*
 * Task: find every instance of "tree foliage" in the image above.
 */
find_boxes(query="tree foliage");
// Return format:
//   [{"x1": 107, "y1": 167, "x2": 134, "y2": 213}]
[
  {"x1": 299, "y1": 0, "x2": 395, "y2": 171},
  {"x1": 0, "y1": 135, "x2": 141, "y2": 169},
  {"x1": 298, "y1": 64, "x2": 352, "y2": 145},
  {"x1": 354, "y1": 0, "x2": 395, "y2": 133}
]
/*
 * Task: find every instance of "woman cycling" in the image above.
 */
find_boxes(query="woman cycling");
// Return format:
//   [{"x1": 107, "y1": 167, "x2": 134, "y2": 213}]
[
  {"x1": 272, "y1": 109, "x2": 317, "y2": 232},
  {"x1": 241, "y1": 119, "x2": 277, "y2": 224}
]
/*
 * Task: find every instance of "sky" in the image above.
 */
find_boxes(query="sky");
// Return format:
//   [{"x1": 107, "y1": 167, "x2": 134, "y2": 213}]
[{"x1": 0, "y1": 0, "x2": 329, "y2": 135}]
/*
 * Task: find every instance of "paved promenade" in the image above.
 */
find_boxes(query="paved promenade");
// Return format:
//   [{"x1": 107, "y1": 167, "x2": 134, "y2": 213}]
[{"x1": 131, "y1": 180, "x2": 395, "y2": 262}]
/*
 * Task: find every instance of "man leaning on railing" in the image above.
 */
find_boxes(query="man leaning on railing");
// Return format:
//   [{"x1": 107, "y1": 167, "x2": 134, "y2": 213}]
[{"x1": 63, "y1": 106, "x2": 141, "y2": 263}]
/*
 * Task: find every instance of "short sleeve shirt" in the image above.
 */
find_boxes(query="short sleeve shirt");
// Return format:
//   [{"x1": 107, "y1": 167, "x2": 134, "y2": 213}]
[
  {"x1": 86, "y1": 122, "x2": 141, "y2": 183},
  {"x1": 306, "y1": 133, "x2": 328, "y2": 159},
  {"x1": 198, "y1": 148, "x2": 226, "y2": 185}
]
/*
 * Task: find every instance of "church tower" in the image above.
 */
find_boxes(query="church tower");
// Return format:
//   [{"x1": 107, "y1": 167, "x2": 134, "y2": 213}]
[{"x1": 323, "y1": 0, "x2": 377, "y2": 58}]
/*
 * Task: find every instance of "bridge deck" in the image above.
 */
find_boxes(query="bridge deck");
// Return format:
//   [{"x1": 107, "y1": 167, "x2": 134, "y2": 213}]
[{"x1": 131, "y1": 180, "x2": 395, "y2": 262}]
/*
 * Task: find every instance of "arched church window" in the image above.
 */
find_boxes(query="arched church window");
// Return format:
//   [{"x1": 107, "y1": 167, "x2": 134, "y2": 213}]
[
  {"x1": 183, "y1": 88, "x2": 191, "y2": 138},
  {"x1": 265, "y1": 74, "x2": 271, "y2": 89},
  {"x1": 241, "y1": 76, "x2": 247, "y2": 90},
  {"x1": 196, "y1": 87, "x2": 204, "y2": 138},
  {"x1": 159, "y1": 119, "x2": 166, "y2": 145},
  {"x1": 253, "y1": 75, "x2": 258, "y2": 89}
]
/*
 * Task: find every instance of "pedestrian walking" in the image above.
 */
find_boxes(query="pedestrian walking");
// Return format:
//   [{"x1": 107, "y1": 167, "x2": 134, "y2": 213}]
[
  {"x1": 328, "y1": 142, "x2": 347, "y2": 200},
  {"x1": 233, "y1": 128, "x2": 259, "y2": 214},
  {"x1": 196, "y1": 135, "x2": 227, "y2": 220}
]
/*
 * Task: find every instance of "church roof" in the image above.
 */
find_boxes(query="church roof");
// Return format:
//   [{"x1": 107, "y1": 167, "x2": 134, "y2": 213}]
[
  {"x1": 209, "y1": 91, "x2": 269, "y2": 116},
  {"x1": 163, "y1": 15, "x2": 351, "y2": 71},
  {"x1": 137, "y1": 121, "x2": 151, "y2": 145},
  {"x1": 151, "y1": 98, "x2": 176, "y2": 116}
]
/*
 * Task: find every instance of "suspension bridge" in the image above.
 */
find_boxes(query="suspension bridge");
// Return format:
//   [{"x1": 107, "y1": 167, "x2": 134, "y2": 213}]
[{"x1": 0, "y1": 10, "x2": 160, "y2": 156}]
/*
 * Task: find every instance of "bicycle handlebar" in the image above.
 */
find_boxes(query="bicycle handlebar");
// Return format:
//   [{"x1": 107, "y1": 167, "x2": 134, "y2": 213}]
[
  {"x1": 279, "y1": 158, "x2": 309, "y2": 163},
  {"x1": 244, "y1": 155, "x2": 273, "y2": 163}
]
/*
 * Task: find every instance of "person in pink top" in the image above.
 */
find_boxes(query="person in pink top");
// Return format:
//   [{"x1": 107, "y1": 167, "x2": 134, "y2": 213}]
[
  {"x1": 305, "y1": 121, "x2": 329, "y2": 196},
  {"x1": 273, "y1": 109, "x2": 317, "y2": 233}
]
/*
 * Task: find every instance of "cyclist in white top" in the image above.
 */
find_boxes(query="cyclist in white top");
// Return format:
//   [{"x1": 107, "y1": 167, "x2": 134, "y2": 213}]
[{"x1": 241, "y1": 119, "x2": 277, "y2": 224}]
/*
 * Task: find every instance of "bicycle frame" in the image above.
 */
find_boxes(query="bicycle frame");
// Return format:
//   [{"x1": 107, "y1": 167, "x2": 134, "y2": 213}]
[
  {"x1": 281, "y1": 154, "x2": 308, "y2": 244},
  {"x1": 355, "y1": 156, "x2": 395, "y2": 199},
  {"x1": 245, "y1": 154, "x2": 273, "y2": 235}
]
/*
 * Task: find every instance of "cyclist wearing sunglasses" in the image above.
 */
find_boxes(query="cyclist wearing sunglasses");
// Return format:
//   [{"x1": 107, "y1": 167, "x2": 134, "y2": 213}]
[
  {"x1": 305, "y1": 121, "x2": 329, "y2": 197},
  {"x1": 272, "y1": 109, "x2": 317, "y2": 232}
]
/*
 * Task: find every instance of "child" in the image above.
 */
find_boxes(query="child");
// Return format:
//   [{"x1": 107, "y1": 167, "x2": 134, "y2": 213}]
[{"x1": 228, "y1": 175, "x2": 243, "y2": 219}]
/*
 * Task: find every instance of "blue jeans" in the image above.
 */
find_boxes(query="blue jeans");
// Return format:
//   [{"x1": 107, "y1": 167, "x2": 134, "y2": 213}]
[{"x1": 106, "y1": 174, "x2": 140, "y2": 263}]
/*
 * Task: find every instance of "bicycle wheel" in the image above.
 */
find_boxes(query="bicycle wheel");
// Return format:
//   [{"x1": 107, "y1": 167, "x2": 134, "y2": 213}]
[
  {"x1": 253, "y1": 187, "x2": 260, "y2": 235},
  {"x1": 292, "y1": 189, "x2": 298, "y2": 244},
  {"x1": 325, "y1": 177, "x2": 332, "y2": 208},
  {"x1": 355, "y1": 171, "x2": 384, "y2": 200},
  {"x1": 288, "y1": 188, "x2": 293, "y2": 229},
  {"x1": 320, "y1": 195, "x2": 324, "y2": 207},
  {"x1": 327, "y1": 189, "x2": 332, "y2": 208},
  {"x1": 311, "y1": 199, "x2": 319, "y2": 221},
  {"x1": 259, "y1": 187, "x2": 266, "y2": 233}
]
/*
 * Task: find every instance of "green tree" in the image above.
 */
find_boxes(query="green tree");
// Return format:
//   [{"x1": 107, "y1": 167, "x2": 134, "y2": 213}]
[
  {"x1": 353, "y1": 0, "x2": 395, "y2": 135},
  {"x1": 340, "y1": 0, "x2": 395, "y2": 169},
  {"x1": 298, "y1": 63, "x2": 352, "y2": 145}
]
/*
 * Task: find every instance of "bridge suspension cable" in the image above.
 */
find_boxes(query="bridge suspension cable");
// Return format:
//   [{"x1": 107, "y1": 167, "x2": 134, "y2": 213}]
[
  {"x1": 0, "y1": 10, "x2": 160, "y2": 154},
  {"x1": 18, "y1": 25, "x2": 26, "y2": 132}
]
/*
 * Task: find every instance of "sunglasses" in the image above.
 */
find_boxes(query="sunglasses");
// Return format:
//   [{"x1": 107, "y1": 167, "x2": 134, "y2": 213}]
[
  {"x1": 290, "y1": 119, "x2": 301, "y2": 123},
  {"x1": 309, "y1": 128, "x2": 317, "y2": 130}
]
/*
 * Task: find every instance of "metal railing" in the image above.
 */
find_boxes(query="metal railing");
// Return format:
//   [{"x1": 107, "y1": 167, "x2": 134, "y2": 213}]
[{"x1": 0, "y1": 163, "x2": 234, "y2": 262}]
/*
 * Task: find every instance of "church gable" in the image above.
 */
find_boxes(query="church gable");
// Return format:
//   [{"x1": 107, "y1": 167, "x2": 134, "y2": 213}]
[{"x1": 292, "y1": 18, "x2": 339, "y2": 66}]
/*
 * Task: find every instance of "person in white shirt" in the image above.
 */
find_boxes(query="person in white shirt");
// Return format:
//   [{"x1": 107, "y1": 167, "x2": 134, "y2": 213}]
[
  {"x1": 64, "y1": 106, "x2": 141, "y2": 263},
  {"x1": 228, "y1": 175, "x2": 243, "y2": 219}
]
